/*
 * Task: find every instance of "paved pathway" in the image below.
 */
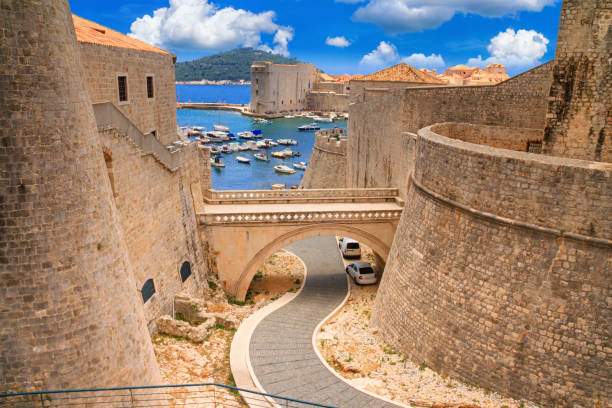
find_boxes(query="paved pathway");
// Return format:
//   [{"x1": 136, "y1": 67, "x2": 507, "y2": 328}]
[{"x1": 249, "y1": 236, "x2": 399, "y2": 408}]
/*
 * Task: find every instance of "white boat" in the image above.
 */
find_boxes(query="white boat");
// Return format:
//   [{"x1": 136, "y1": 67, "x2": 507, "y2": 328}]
[
  {"x1": 209, "y1": 146, "x2": 220, "y2": 155},
  {"x1": 254, "y1": 153, "x2": 269, "y2": 161},
  {"x1": 220, "y1": 144, "x2": 231, "y2": 154},
  {"x1": 256, "y1": 140, "x2": 270, "y2": 149},
  {"x1": 263, "y1": 138, "x2": 278, "y2": 147},
  {"x1": 313, "y1": 116, "x2": 333, "y2": 123},
  {"x1": 271, "y1": 151, "x2": 286, "y2": 159},
  {"x1": 238, "y1": 143, "x2": 249, "y2": 151},
  {"x1": 237, "y1": 131, "x2": 255, "y2": 139},
  {"x1": 277, "y1": 138, "x2": 298, "y2": 146},
  {"x1": 207, "y1": 130, "x2": 230, "y2": 140},
  {"x1": 285, "y1": 115, "x2": 296, "y2": 119},
  {"x1": 271, "y1": 183, "x2": 286, "y2": 190},
  {"x1": 211, "y1": 156, "x2": 225, "y2": 168},
  {"x1": 283, "y1": 148, "x2": 300, "y2": 157},
  {"x1": 214, "y1": 124, "x2": 230, "y2": 132},
  {"x1": 246, "y1": 141, "x2": 259, "y2": 151},
  {"x1": 298, "y1": 123, "x2": 320, "y2": 131},
  {"x1": 236, "y1": 156, "x2": 251, "y2": 164},
  {"x1": 228, "y1": 142, "x2": 241, "y2": 152},
  {"x1": 293, "y1": 161, "x2": 307, "y2": 170},
  {"x1": 274, "y1": 165, "x2": 295, "y2": 174},
  {"x1": 254, "y1": 118, "x2": 271, "y2": 124}
]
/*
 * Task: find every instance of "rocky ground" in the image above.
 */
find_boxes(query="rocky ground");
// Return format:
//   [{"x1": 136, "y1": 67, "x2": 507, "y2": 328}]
[
  {"x1": 316, "y1": 245, "x2": 536, "y2": 408},
  {"x1": 152, "y1": 250, "x2": 304, "y2": 405}
]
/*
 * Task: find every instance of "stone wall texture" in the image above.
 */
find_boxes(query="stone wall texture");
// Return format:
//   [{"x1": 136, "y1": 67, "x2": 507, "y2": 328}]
[
  {"x1": 300, "y1": 129, "x2": 348, "y2": 189},
  {"x1": 543, "y1": 0, "x2": 611, "y2": 162},
  {"x1": 372, "y1": 125, "x2": 611, "y2": 408},
  {"x1": 347, "y1": 62, "x2": 553, "y2": 199},
  {"x1": 306, "y1": 91, "x2": 349, "y2": 113},
  {"x1": 98, "y1": 129, "x2": 210, "y2": 332},
  {"x1": 79, "y1": 43, "x2": 179, "y2": 146},
  {"x1": 250, "y1": 62, "x2": 316, "y2": 114},
  {"x1": 0, "y1": 0, "x2": 161, "y2": 392}
]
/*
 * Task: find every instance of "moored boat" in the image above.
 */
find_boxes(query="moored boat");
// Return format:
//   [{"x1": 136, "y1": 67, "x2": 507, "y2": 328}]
[
  {"x1": 274, "y1": 165, "x2": 295, "y2": 174},
  {"x1": 277, "y1": 138, "x2": 298, "y2": 145},
  {"x1": 254, "y1": 153, "x2": 269, "y2": 161},
  {"x1": 220, "y1": 144, "x2": 231, "y2": 154},
  {"x1": 271, "y1": 151, "x2": 286, "y2": 159},
  {"x1": 209, "y1": 146, "x2": 220, "y2": 155},
  {"x1": 236, "y1": 156, "x2": 251, "y2": 164},
  {"x1": 298, "y1": 123, "x2": 320, "y2": 131},
  {"x1": 283, "y1": 148, "x2": 300, "y2": 157},
  {"x1": 254, "y1": 118, "x2": 271, "y2": 124},
  {"x1": 214, "y1": 124, "x2": 230, "y2": 132},
  {"x1": 293, "y1": 161, "x2": 307, "y2": 170},
  {"x1": 246, "y1": 141, "x2": 259, "y2": 151},
  {"x1": 271, "y1": 183, "x2": 286, "y2": 190},
  {"x1": 211, "y1": 156, "x2": 225, "y2": 167}
]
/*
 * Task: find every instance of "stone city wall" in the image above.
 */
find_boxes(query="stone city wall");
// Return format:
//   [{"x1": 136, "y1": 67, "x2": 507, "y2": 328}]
[
  {"x1": 346, "y1": 62, "x2": 553, "y2": 199},
  {"x1": 300, "y1": 129, "x2": 348, "y2": 189},
  {"x1": 99, "y1": 128, "x2": 211, "y2": 332},
  {"x1": 433, "y1": 122, "x2": 543, "y2": 151},
  {"x1": 348, "y1": 80, "x2": 441, "y2": 103},
  {"x1": 0, "y1": 0, "x2": 161, "y2": 392},
  {"x1": 306, "y1": 91, "x2": 349, "y2": 113},
  {"x1": 312, "y1": 81, "x2": 346, "y2": 93},
  {"x1": 372, "y1": 124, "x2": 612, "y2": 408},
  {"x1": 79, "y1": 43, "x2": 179, "y2": 146}
]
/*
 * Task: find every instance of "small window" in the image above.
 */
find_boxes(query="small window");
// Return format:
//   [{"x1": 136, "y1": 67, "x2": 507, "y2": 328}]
[
  {"x1": 118, "y1": 76, "x2": 128, "y2": 102},
  {"x1": 347, "y1": 242, "x2": 360, "y2": 249},
  {"x1": 180, "y1": 261, "x2": 192, "y2": 282},
  {"x1": 141, "y1": 279, "x2": 155, "y2": 303},
  {"x1": 527, "y1": 141, "x2": 542, "y2": 153},
  {"x1": 359, "y1": 267, "x2": 374, "y2": 275},
  {"x1": 146, "y1": 76, "x2": 154, "y2": 98}
]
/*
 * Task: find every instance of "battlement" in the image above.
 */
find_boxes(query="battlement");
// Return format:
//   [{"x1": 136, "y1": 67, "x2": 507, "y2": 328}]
[{"x1": 313, "y1": 128, "x2": 347, "y2": 155}]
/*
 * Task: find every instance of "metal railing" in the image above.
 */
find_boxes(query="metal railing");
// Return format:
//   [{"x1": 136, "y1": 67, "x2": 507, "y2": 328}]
[{"x1": 0, "y1": 383, "x2": 336, "y2": 408}]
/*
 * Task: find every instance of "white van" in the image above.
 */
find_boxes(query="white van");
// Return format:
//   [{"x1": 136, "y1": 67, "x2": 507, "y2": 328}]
[{"x1": 338, "y1": 237, "x2": 361, "y2": 259}]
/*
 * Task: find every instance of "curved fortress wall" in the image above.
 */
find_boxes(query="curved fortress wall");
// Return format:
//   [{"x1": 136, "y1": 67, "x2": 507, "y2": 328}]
[
  {"x1": 0, "y1": 0, "x2": 160, "y2": 392},
  {"x1": 347, "y1": 62, "x2": 553, "y2": 199},
  {"x1": 300, "y1": 129, "x2": 348, "y2": 189},
  {"x1": 372, "y1": 124, "x2": 611, "y2": 407}
]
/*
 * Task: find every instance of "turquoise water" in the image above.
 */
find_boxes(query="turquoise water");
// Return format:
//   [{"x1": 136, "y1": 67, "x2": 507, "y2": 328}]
[
  {"x1": 177, "y1": 109, "x2": 346, "y2": 190},
  {"x1": 176, "y1": 84, "x2": 250, "y2": 104}
]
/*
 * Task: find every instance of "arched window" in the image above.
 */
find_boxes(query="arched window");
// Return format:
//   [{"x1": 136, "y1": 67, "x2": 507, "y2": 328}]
[
  {"x1": 180, "y1": 261, "x2": 192, "y2": 282},
  {"x1": 141, "y1": 279, "x2": 155, "y2": 303}
]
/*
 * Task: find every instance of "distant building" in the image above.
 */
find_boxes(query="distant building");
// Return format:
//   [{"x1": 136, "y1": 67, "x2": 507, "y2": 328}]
[
  {"x1": 249, "y1": 61, "x2": 317, "y2": 115},
  {"x1": 350, "y1": 63, "x2": 446, "y2": 98},
  {"x1": 431, "y1": 63, "x2": 509, "y2": 85}
]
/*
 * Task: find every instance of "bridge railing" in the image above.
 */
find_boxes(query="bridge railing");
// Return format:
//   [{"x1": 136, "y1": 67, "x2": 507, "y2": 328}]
[
  {"x1": 204, "y1": 188, "x2": 401, "y2": 204},
  {"x1": 0, "y1": 382, "x2": 336, "y2": 408},
  {"x1": 200, "y1": 208, "x2": 403, "y2": 225}
]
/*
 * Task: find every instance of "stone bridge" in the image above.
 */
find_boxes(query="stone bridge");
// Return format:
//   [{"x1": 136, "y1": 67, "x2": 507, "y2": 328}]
[{"x1": 197, "y1": 188, "x2": 404, "y2": 300}]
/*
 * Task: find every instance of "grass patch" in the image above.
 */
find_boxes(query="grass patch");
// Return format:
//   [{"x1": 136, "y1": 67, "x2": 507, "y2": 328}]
[
  {"x1": 419, "y1": 362, "x2": 428, "y2": 371},
  {"x1": 208, "y1": 280, "x2": 218, "y2": 291},
  {"x1": 228, "y1": 299, "x2": 254, "y2": 306}
]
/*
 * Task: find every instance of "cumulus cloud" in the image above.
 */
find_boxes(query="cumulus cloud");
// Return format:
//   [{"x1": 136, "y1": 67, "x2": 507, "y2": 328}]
[
  {"x1": 352, "y1": 0, "x2": 557, "y2": 33},
  {"x1": 467, "y1": 28, "x2": 549, "y2": 70},
  {"x1": 326, "y1": 36, "x2": 351, "y2": 47},
  {"x1": 258, "y1": 27, "x2": 294, "y2": 57},
  {"x1": 359, "y1": 41, "x2": 400, "y2": 69},
  {"x1": 128, "y1": 0, "x2": 293, "y2": 55},
  {"x1": 401, "y1": 53, "x2": 445, "y2": 70}
]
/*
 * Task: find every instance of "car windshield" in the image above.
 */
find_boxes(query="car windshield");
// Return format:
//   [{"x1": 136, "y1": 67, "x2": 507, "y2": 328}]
[
  {"x1": 359, "y1": 267, "x2": 374, "y2": 274},
  {"x1": 347, "y1": 243, "x2": 360, "y2": 249}
]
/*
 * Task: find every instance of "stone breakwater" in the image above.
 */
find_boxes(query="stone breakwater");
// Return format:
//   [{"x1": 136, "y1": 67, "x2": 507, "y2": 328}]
[{"x1": 372, "y1": 123, "x2": 611, "y2": 408}]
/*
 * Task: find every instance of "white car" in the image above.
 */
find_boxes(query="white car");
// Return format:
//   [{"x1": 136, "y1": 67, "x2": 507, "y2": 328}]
[
  {"x1": 338, "y1": 237, "x2": 361, "y2": 259},
  {"x1": 346, "y1": 262, "x2": 377, "y2": 285}
]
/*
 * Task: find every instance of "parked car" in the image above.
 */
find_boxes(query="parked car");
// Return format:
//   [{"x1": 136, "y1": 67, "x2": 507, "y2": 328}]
[
  {"x1": 338, "y1": 237, "x2": 361, "y2": 259},
  {"x1": 345, "y1": 262, "x2": 377, "y2": 285}
]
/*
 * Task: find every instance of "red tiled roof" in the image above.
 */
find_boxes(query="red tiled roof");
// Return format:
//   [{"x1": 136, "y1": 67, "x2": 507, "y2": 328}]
[
  {"x1": 72, "y1": 14, "x2": 171, "y2": 55},
  {"x1": 356, "y1": 63, "x2": 445, "y2": 84}
]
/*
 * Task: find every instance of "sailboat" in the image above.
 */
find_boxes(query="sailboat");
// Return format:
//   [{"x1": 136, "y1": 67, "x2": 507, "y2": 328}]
[{"x1": 213, "y1": 101, "x2": 230, "y2": 132}]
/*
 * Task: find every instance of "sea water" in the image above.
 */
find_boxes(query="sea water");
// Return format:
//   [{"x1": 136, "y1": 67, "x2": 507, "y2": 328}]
[
  {"x1": 176, "y1": 84, "x2": 251, "y2": 104},
  {"x1": 177, "y1": 108, "x2": 346, "y2": 190}
]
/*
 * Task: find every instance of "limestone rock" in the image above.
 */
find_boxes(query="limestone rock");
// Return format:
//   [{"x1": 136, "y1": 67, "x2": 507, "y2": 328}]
[{"x1": 156, "y1": 316, "x2": 210, "y2": 343}]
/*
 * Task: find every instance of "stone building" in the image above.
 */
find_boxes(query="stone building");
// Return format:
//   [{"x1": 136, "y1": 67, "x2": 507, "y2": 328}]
[
  {"x1": 302, "y1": 1, "x2": 611, "y2": 406},
  {"x1": 1, "y1": 1, "x2": 210, "y2": 393},
  {"x1": 249, "y1": 61, "x2": 317, "y2": 115}
]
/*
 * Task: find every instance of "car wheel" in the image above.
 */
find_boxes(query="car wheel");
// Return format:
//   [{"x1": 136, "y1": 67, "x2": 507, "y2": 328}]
[{"x1": 345, "y1": 266, "x2": 350, "y2": 274}]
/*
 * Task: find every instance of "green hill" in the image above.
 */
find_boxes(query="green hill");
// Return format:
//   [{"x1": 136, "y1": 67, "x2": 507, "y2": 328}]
[{"x1": 175, "y1": 48, "x2": 300, "y2": 82}]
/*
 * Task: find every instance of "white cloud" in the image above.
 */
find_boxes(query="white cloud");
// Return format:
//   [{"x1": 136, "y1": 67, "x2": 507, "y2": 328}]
[
  {"x1": 359, "y1": 41, "x2": 400, "y2": 69},
  {"x1": 401, "y1": 53, "x2": 445, "y2": 70},
  {"x1": 258, "y1": 27, "x2": 294, "y2": 57},
  {"x1": 352, "y1": 0, "x2": 557, "y2": 33},
  {"x1": 128, "y1": 0, "x2": 293, "y2": 55},
  {"x1": 467, "y1": 28, "x2": 549, "y2": 70},
  {"x1": 326, "y1": 36, "x2": 351, "y2": 47}
]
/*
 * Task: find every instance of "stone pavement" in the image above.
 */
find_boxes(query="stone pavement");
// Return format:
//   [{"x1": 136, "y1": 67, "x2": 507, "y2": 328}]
[{"x1": 249, "y1": 236, "x2": 400, "y2": 407}]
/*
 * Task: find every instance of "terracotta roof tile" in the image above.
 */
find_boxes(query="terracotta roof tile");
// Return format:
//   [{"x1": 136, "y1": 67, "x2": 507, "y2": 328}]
[
  {"x1": 356, "y1": 63, "x2": 445, "y2": 84},
  {"x1": 72, "y1": 14, "x2": 171, "y2": 55}
]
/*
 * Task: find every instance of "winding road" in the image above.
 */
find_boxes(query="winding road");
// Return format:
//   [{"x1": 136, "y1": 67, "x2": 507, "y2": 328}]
[{"x1": 249, "y1": 236, "x2": 399, "y2": 407}]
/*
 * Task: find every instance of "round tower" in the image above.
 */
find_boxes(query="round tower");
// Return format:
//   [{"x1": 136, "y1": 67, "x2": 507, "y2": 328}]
[{"x1": 0, "y1": 0, "x2": 161, "y2": 392}]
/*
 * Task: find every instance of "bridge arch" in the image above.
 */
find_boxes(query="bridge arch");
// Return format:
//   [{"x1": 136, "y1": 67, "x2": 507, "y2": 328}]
[{"x1": 232, "y1": 223, "x2": 391, "y2": 301}]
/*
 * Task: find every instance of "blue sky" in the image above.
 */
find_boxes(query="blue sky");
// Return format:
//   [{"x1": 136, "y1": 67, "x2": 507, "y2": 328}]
[{"x1": 69, "y1": 0, "x2": 562, "y2": 76}]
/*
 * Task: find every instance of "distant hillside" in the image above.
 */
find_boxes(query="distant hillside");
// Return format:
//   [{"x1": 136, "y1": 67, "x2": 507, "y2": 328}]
[{"x1": 175, "y1": 48, "x2": 300, "y2": 82}]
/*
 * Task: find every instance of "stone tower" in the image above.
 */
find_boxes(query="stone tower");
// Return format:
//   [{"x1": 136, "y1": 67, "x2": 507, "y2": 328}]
[
  {"x1": 0, "y1": 0, "x2": 161, "y2": 392},
  {"x1": 543, "y1": 0, "x2": 611, "y2": 161}
]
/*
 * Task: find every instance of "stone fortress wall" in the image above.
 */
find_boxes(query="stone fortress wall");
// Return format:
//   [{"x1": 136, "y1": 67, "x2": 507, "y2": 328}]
[
  {"x1": 0, "y1": 0, "x2": 162, "y2": 392},
  {"x1": 346, "y1": 62, "x2": 554, "y2": 198},
  {"x1": 249, "y1": 62, "x2": 317, "y2": 115},
  {"x1": 300, "y1": 128, "x2": 348, "y2": 189},
  {"x1": 306, "y1": 91, "x2": 349, "y2": 113},
  {"x1": 78, "y1": 34, "x2": 179, "y2": 146}
]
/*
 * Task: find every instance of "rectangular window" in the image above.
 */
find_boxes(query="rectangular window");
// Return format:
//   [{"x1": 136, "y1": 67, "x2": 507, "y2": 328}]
[
  {"x1": 527, "y1": 141, "x2": 542, "y2": 153},
  {"x1": 146, "y1": 76, "x2": 154, "y2": 98},
  {"x1": 118, "y1": 75, "x2": 128, "y2": 102}
]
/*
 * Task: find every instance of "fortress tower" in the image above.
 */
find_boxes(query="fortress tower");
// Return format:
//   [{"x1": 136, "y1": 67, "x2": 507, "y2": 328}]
[
  {"x1": 0, "y1": 0, "x2": 161, "y2": 392},
  {"x1": 543, "y1": 0, "x2": 611, "y2": 161}
]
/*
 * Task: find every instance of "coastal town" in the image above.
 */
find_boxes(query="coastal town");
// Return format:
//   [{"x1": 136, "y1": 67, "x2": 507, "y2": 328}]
[{"x1": 1, "y1": 1, "x2": 610, "y2": 408}]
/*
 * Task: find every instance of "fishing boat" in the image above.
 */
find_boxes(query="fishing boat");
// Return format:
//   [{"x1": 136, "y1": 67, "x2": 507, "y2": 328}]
[
  {"x1": 293, "y1": 161, "x2": 308, "y2": 170},
  {"x1": 211, "y1": 156, "x2": 225, "y2": 168},
  {"x1": 271, "y1": 151, "x2": 286, "y2": 159},
  {"x1": 274, "y1": 165, "x2": 295, "y2": 174},
  {"x1": 236, "y1": 156, "x2": 251, "y2": 164},
  {"x1": 254, "y1": 153, "x2": 269, "y2": 162},
  {"x1": 277, "y1": 138, "x2": 298, "y2": 146},
  {"x1": 237, "y1": 131, "x2": 255, "y2": 139},
  {"x1": 298, "y1": 123, "x2": 320, "y2": 131},
  {"x1": 220, "y1": 145, "x2": 231, "y2": 154}
]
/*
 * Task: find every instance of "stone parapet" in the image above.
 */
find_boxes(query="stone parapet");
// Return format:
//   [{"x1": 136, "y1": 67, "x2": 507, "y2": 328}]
[{"x1": 204, "y1": 187, "x2": 400, "y2": 204}]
